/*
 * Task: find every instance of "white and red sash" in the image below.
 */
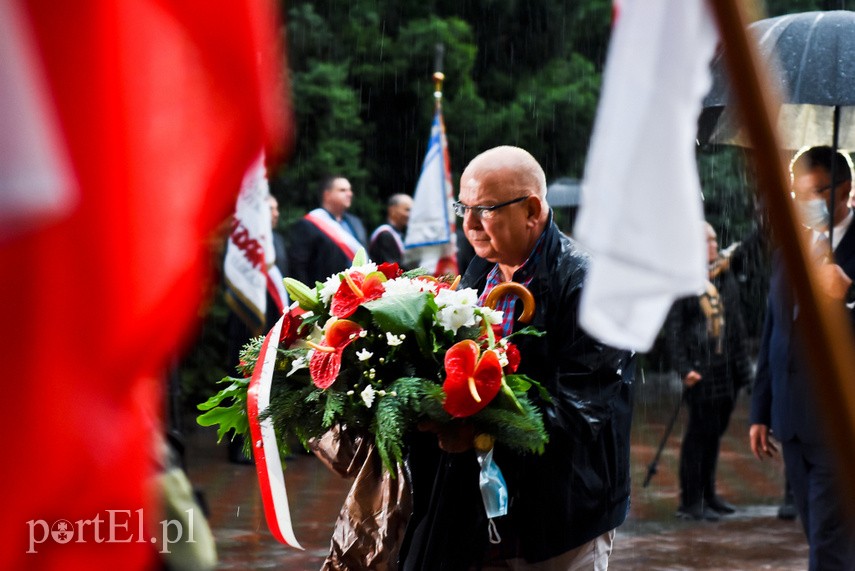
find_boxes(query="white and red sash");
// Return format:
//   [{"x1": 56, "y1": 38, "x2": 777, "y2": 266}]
[
  {"x1": 305, "y1": 208, "x2": 362, "y2": 261},
  {"x1": 370, "y1": 223, "x2": 404, "y2": 253},
  {"x1": 247, "y1": 314, "x2": 303, "y2": 549}
]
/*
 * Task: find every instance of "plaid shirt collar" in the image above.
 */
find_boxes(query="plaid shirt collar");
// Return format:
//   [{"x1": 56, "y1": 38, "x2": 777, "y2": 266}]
[{"x1": 478, "y1": 230, "x2": 547, "y2": 337}]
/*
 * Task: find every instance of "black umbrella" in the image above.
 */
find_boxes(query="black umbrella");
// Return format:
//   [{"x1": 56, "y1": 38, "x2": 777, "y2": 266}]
[{"x1": 699, "y1": 10, "x2": 855, "y2": 245}]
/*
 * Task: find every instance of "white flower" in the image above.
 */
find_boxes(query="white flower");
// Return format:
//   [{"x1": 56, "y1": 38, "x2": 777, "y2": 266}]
[
  {"x1": 434, "y1": 286, "x2": 479, "y2": 308},
  {"x1": 383, "y1": 276, "x2": 435, "y2": 297},
  {"x1": 319, "y1": 273, "x2": 343, "y2": 304},
  {"x1": 360, "y1": 385, "x2": 376, "y2": 408},
  {"x1": 437, "y1": 305, "x2": 478, "y2": 333},
  {"x1": 350, "y1": 262, "x2": 378, "y2": 276},
  {"x1": 356, "y1": 348, "x2": 373, "y2": 361},
  {"x1": 480, "y1": 308, "x2": 504, "y2": 325},
  {"x1": 386, "y1": 332, "x2": 405, "y2": 346},
  {"x1": 496, "y1": 349, "x2": 509, "y2": 368},
  {"x1": 433, "y1": 287, "x2": 486, "y2": 333},
  {"x1": 287, "y1": 357, "x2": 307, "y2": 377}
]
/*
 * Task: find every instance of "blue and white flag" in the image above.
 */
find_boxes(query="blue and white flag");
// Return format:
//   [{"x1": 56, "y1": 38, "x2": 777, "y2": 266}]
[{"x1": 405, "y1": 109, "x2": 458, "y2": 276}]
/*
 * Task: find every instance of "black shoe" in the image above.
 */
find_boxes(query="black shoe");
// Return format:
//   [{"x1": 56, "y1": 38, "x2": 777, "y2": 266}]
[
  {"x1": 777, "y1": 502, "x2": 798, "y2": 521},
  {"x1": 676, "y1": 503, "x2": 720, "y2": 521},
  {"x1": 706, "y1": 495, "x2": 736, "y2": 514}
]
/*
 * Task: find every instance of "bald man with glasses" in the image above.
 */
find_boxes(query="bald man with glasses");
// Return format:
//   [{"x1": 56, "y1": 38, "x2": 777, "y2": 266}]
[{"x1": 401, "y1": 146, "x2": 635, "y2": 571}]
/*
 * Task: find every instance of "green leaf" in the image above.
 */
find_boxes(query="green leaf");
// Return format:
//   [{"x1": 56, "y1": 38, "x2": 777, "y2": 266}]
[
  {"x1": 196, "y1": 378, "x2": 248, "y2": 411},
  {"x1": 472, "y1": 396, "x2": 549, "y2": 455},
  {"x1": 322, "y1": 391, "x2": 345, "y2": 427},
  {"x1": 506, "y1": 326, "x2": 546, "y2": 340},
  {"x1": 506, "y1": 373, "x2": 552, "y2": 403},
  {"x1": 363, "y1": 291, "x2": 432, "y2": 352},
  {"x1": 372, "y1": 377, "x2": 427, "y2": 473},
  {"x1": 197, "y1": 403, "x2": 249, "y2": 443}
]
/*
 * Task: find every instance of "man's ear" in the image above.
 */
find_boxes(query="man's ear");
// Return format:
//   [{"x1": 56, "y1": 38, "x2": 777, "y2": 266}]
[{"x1": 525, "y1": 195, "x2": 543, "y2": 226}]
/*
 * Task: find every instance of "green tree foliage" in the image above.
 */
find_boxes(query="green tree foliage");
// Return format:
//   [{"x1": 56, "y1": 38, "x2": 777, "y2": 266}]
[{"x1": 274, "y1": 0, "x2": 613, "y2": 230}]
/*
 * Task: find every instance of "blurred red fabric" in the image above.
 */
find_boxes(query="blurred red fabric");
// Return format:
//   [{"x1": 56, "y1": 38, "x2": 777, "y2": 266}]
[{"x1": 0, "y1": 1, "x2": 289, "y2": 568}]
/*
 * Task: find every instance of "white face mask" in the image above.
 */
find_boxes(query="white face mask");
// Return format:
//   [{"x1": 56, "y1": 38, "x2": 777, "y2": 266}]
[{"x1": 795, "y1": 198, "x2": 830, "y2": 230}]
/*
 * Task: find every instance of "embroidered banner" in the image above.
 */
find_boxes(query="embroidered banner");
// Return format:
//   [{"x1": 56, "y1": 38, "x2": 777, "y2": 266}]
[{"x1": 224, "y1": 152, "x2": 284, "y2": 331}]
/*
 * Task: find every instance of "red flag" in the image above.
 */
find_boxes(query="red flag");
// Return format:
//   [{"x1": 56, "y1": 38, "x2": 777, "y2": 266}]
[{"x1": 0, "y1": 1, "x2": 289, "y2": 568}]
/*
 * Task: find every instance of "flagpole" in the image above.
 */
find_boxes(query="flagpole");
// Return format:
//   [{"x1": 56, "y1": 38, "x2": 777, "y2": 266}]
[
  {"x1": 434, "y1": 43, "x2": 445, "y2": 110},
  {"x1": 430, "y1": 43, "x2": 458, "y2": 276},
  {"x1": 707, "y1": 0, "x2": 855, "y2": 513}
]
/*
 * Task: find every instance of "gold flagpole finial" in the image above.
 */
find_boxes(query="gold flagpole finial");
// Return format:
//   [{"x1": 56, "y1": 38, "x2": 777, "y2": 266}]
[
  {"x1": 433, "y1": 72, "x2": 445, "y2": 100},
  {"x1": 433, "y1": 43, "x2": 445, "y2": 103}
]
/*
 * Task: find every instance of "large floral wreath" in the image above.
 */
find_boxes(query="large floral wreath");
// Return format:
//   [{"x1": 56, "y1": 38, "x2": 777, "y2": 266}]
[{"x1": 198, "y1": 251, "x2": 548, "y2": 472}]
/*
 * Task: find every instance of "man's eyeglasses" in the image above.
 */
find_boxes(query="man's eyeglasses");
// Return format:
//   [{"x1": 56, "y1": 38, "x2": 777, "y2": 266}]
[{"x1": 452, "y1": 195, "x2": 529, "y2": 220}]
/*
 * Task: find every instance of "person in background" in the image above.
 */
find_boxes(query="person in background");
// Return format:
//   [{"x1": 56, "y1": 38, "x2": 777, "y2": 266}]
[
  {"x1": 267, "y1": 194, "x2": 288, "y2": 276},
  {"x1": 266, "y1": 194, "x2": 289, "y2": 327},
  {"x1": 750, "y1": 146, "x2": 855, "y2": 570},
  {"x1": 369, "y1": 193, "x2": 414, "y2": 268},
  {"x1": 287, "y1": 176, "x2": 366, "y2": 286},
  {"x1": 400, "y1": 146, "x2": 635, "y2": 570},
  {"x1": 666, "y1": 222, "x2": 752, "y2": 521}
]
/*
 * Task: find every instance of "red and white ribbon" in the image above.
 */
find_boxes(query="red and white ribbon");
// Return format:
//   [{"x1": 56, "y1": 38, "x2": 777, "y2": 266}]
[{"x1": 247, "y1": 315, "x2": 304, "y2": 548}]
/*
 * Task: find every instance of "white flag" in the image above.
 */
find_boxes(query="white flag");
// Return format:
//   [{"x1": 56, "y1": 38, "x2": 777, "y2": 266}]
[{"x1": 574, "y1": 0, "x2": 718, "y2": 351}]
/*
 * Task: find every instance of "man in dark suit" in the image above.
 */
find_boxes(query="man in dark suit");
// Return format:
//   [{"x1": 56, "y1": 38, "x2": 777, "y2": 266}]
[
  {"x1": 369, "y1": 193, "x2": 413, "y2": 268},
  {"x1": 750, "y1": 146, "x2": 855, "y2": 570},
  {"x1": 286, "y1": 176, "x2": 367, "y2": 286}
]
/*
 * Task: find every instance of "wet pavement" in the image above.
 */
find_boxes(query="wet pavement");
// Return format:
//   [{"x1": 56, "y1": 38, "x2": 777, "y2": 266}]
[{"x1": 184, "y1": 371, "x2": 809, "y2": 570}]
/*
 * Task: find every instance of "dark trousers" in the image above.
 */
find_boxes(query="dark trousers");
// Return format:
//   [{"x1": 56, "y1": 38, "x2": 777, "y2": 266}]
[
  {"x1": 783, "y1": 439, "x2": 855, "y2": 571},
  {"x1": 679, "y1": 396, "x2": 734, "y2": 507}
]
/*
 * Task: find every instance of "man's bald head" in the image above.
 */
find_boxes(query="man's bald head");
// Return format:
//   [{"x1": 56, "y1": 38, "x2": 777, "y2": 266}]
[
  {"x1": 387, "y1": 193, "x2": 413, "y2": 230},
  {"x1": 458, "y1": 146, "x2": 550, "y2": 272},
  {"x1": 462, "y1": 146, "x2": 548, "y2": 201}
]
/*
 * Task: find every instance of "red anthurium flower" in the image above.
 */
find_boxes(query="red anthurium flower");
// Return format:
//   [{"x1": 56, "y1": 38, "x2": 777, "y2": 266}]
[
  {"x1": 504, "y1": 342, "x2": 521, "y2": 374},
  {"x1": 330, "y1": 271, "x2": 387, "y2": 318},
  {"x1": 442, "y1": 339, "x2": 503, "y2": 418},
  {"x1": 308, "y1": 319, "x2": 363, "y2": 389},
  {"x1": 377, "y1": 262, "x2": 402, "y2": 280}
]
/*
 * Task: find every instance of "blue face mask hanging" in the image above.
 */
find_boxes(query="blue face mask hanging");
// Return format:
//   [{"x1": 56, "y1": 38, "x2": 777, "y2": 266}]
[
  {"x1": 476, "y1": 448, "x2": 508, "y2": 544},
  {"x1": 796, "y1": 198, "x2": 830, "y2": 230}
]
